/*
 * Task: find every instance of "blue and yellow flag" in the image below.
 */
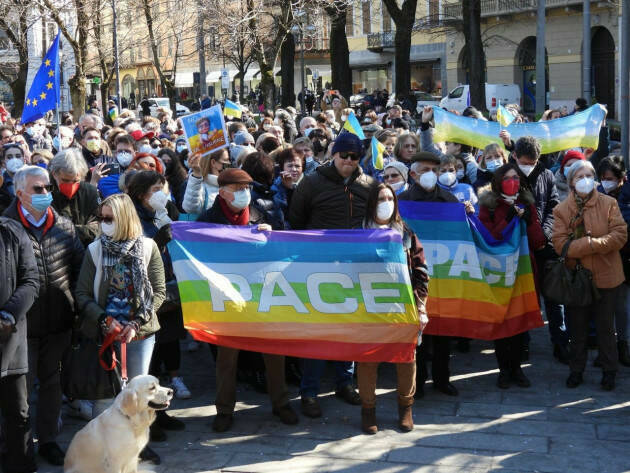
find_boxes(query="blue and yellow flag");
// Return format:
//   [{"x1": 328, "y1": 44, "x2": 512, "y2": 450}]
[
  {"x1": 342, "y1": 111, "x2": 365, "y2": 140},
  {"x1": 224, "y1": 99, "x2": 242, "y2": 119},
  {"x1": 496, "y1": 104, "x2": 515, "y2": 128},
  {"x1": 371, "y1": 136, "x2": 385, "y2": 170},
  {"x1": 21, "y1": 33, "x2": 60, "y2": 124}
]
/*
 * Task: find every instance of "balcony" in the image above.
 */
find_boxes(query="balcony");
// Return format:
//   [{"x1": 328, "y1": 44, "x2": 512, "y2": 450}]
[
  {"x1": 367, "y1": 31, "x2": 394, "y2": 51},
  {"x1": 443, "y1": 0, "x2": 612, "y2": 20}
]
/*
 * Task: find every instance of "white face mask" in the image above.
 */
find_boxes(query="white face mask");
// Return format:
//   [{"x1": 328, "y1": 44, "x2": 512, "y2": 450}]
[
  {"x1": 601, "y1": 180, "x2": 618, "y2": 193},
  {"x1": 456, "y1": 170, "x2": 465, "y2": 180},
  {"x1": 389, "y1": 180, "x2": 405, "y2": 192},
  {"x1": 101, "y1": 221, "x2": 116, "y2": 237},
  {"x1": 116, "y1": 151, "x2": 133, "y2": 167},
  {"x1": 341, "y1": 115, "x2": 348, "y2": 122},
  {"x1": 376, "y1": 200, "x2": 395, "y2": 221},
  {"x1": 263, "y1": 123, "x2": 271, "y2": 131},
  {"x1": 486, "y1": 159, "x2": 502, "y2": 172},
  {"x1": 148, "y1": 190, "x2": 169, "y2": 211},
  {"x1": 575, "y1": 176, "x2": 595, "y2": 195},
  {"x1": 231, "y1": 188, "x2": 251, "y2": 210},
  {"x1": 138, "y1": 144, "x2": 152, "y2": 154},
  {"x1": 418, "y1": 171, "x2": 437, "y2": 191},
  {"x1": 6, "y1": 157, "x2": 24, "y2": 174},
  {"x1": 438, "y1": 172, "x2": 456, "y2": 187},
  {"x1": 176, "y1": 144, "x2": 187, "y2": 153},
  {"x1": 518, "y1": 164, "x2": 535, "y2": 176}
]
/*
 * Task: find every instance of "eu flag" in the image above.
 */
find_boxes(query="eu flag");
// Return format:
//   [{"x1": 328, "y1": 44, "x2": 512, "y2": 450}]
[{"x1": 21, "y1": 32, "x2": 60, "y2": 124}]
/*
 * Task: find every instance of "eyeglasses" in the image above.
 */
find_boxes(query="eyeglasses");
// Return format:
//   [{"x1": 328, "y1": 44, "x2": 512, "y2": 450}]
[
  {"x1": 338, "y1": 152, "x2": 360, "y2": 161},
  {"x1": 97, "y1": 215, "x2": 114, "y2": 224},
  {"x1": 383, "y1": 173, "x2": 401, "y2": 181},
  {"x1": 31, "y1": 185, "x2": 53, "y2": 194}
]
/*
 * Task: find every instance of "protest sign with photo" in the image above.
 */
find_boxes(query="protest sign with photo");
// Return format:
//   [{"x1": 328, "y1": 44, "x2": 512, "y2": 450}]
[{"x1": 180, "y1": 104, "x2": 229, "y2": 157}]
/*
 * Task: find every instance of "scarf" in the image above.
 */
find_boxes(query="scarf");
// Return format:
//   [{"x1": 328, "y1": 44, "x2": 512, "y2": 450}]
[
  {"x1": 500, "y1": 192, "x2": 519, "y2": 205},
  {"x1": 569, "y1": 191, "x2": 593, "y2": 239},
  {"x1": 218, "y1": 195, "x2": 250, "y2": 225},
  {"x1": 100, "y1": 235, "x2": 154, "y2": 323}
]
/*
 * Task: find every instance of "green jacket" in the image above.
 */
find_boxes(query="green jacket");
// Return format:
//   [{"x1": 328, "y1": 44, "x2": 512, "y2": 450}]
[{"x1": 75, "y1": 237, "x2": 166, "y2": 339}]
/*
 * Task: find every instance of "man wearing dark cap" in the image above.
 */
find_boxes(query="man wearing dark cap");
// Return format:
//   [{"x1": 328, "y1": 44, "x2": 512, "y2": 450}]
[
  {"x1": 399, "y1": 151, "x2": 459, "y2": 399},
  {"x1": 198, "y1": 168, "x2": 298, "y2": 432},
  {"x1": 289, "y1": 131, "x2": 377, "y2": 418}
]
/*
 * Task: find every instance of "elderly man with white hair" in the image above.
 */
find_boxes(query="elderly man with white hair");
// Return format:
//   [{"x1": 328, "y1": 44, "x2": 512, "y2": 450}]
[
  {"x1": 3, "y1": 166, "x2": 84, "y2": 467},
  {"x1": 50, "y1": 148, "x2": 100, "y2": 246},
  {"x1": 299, "y1": 116, "x2": 317, "y2": 138}
]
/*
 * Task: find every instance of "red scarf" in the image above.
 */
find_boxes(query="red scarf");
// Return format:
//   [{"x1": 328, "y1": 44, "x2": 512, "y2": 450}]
[
  {"x1": 17, "y1": 205, "x2": 54, "y2": 236},
  {"x1": 218, "y1": 195, "x2": 250, "y2": 225}
]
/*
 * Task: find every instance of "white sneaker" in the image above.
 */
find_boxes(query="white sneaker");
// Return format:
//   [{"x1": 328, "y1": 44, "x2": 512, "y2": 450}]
[
  {"x1": 170, "y1": 376, "x2": 191, "y2": 399},
  {"x1": 67, "y1": 399, "x2": 93, "y2": 421},
  {"x1": 187, "y1": 340, "x2": 200, "y2": 352}
]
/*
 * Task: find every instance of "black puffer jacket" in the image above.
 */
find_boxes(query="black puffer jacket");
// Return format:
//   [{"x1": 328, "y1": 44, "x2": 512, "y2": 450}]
[
  {"x1": 521, "y1": 161, "x2": 559, "y2": 243},
  {"x1": 250, "y1": 181, "x2": 284, "y2": 230},
  {"x1": 4, "y1": 201, "x2": 85, "y2": 338},
  {"x1": 288, "y1": 162, "x2": 377, "y2": 230},
  {"x1": 51, "y1": 180, "x2": 100, "y2": 247},
  {"x1": 0, "y1": 218, "x2": 39, "y2": 378}
]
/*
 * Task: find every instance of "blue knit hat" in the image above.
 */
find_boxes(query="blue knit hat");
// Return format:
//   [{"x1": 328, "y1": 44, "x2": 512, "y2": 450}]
[{"x1": 331, "y1": 131, "x2": 364, "y2": 156}]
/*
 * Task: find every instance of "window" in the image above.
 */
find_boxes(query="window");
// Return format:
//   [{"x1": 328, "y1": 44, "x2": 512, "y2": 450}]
[
  {"x1": 449, "y1": 86, "x2": 464, "y2": 98},
  {"x1": 429, "y1": 0, "x2": 439, "y2": 19},
  {"x1": 345, "y1": 4, "x2": 353, "y2": 37},
  {"x1": 382, "y1": 2, "x2": 392, "y2": 32},
  {"x1": 362, "y1": 1, "x2": 371, "y2": 35}
]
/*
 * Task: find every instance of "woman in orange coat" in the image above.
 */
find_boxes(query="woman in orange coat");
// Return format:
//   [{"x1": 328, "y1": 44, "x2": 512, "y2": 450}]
[{"x1": 552, "y1": 160, "x2": 627, "y2": 391}]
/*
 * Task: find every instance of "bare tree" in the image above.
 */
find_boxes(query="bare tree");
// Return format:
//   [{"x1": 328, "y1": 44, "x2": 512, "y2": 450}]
[
  {"x1": 0, "y1": 0, "x2": 34, "y2": 118},
  {"x1": 324, "y1": 0, "x2": 351, "y2": 101},
  {"x1": 382, "y1": 0, "x2": 417, "y2": 99}
]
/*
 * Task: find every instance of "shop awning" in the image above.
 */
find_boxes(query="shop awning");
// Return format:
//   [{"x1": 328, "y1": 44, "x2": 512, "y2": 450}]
[
  {"x1": 243, "y1": 68, "x2": 260, "y2": 81},
  {"x1": 206, "y1": 69, "x2": 239, "y2": 82},
  {"x1": 175, "y1": 71, "x2": 194, "y2": 88}
]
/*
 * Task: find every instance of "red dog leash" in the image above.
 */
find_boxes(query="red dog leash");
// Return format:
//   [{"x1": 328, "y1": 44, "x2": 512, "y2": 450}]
[{"x1": 99, "y1": 325, "x2": 128, "y2": 388}]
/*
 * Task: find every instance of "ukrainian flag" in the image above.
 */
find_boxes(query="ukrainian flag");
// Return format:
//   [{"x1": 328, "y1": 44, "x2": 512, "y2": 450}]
[
  {"x1": 496, "y1": 104, "x2": 515, "y2": 128},
  {"x1": 224, "y1": 99, "x2": 242, "y2": 119},
  {"x1": 371, "y1": 136, "x2": 385, "y2": 170},
  {"x1": 342, "y1": 111, "x2": 365, "y2": 140}
]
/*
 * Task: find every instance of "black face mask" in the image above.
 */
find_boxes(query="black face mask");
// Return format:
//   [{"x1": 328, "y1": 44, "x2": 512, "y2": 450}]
[{"x1": 313, "y1": 139, "x2": 328, "y2": 155}]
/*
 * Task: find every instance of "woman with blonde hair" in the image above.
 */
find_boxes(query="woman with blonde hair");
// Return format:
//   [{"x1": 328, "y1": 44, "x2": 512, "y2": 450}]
[
  {"x1": 75, "y1": 192, "x2": 165, "y2": 463},
  {"x1": 472, "y1": 143, "x2": 508, "y2": 193},
  {"x1": 393, "y1": 132, "x2": 420, "y2": 166}
]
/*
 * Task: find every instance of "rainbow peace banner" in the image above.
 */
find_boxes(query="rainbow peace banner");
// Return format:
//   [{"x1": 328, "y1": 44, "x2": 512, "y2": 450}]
[
  {"x1": 432, "y1": 104, "x2": 606, "y2": 154},
  {"x1": 399, "y1": 201, "x2": 543, "y2": 339},
  {"x1": 168, "y1": 223, "x2": 420, "y2": 363}
]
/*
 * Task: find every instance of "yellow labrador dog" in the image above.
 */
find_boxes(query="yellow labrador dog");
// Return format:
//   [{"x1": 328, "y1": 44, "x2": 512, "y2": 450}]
[{"x1": 64, "y1": 375, "x2": 173, "y2": 473}]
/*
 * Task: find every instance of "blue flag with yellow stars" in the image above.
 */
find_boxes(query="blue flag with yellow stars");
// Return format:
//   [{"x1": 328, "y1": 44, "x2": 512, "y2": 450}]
[{"x1": 21, "y1": 32, "x2": 60, "y2": 124}]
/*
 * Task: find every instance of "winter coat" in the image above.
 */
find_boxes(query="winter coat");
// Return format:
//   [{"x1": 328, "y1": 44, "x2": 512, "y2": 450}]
[
  {"x1": 288, "y1": 162, "x2": 377, "y2": 230},
  {"x1": 182, "y1": 173, "x2": 219, "y2": 215},
  {"x1": 0, "y1": 173, "x2": 15, "y2": 216},
  {"x1": 398, "y1": 183, "x2": 460, "y2": 204},
  {"x1": 249, "y1": 181, "x2": 284, "y2": 230},
  {"x1": 3, "y1": 201, "x2": 85, "y2": 339},
  {"x1": 51, "y1": 180, "x2": 100, "y2": 247},
  {"x1": 552, "y1": 190, "x2": 627, "y2": 289},
  {"x1": 0, "y1": 218, "x2": 39, "y2": 378},
  {"x1": 472, "y1": 168, "x2": 494, "y2": 194},
  {"x1": 553, "y1": 168, "x2": 571, "y2": 202},
  {"x1": 270, "y1": 176, "x2": 294, "y2": 229},
  {"x1": 75, "y1": 236, "x2": 165, "y2": 339},
  {"x1": 82, "y1": 146, "x2": 113, "y2": 168},
  {"x1": 477, "y1": 187, "x2": 546, "y2": 251},
  {"x1": 522, "y1": 161, "x2": 559, "y2": 243}
]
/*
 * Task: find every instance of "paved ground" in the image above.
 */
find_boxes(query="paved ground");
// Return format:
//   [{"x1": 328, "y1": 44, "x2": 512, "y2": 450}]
[{"x1": 40, "y1": 322, "x2": 630, "y2": 473}]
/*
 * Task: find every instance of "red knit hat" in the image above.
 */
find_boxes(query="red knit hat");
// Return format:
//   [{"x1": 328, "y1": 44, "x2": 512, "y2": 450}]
[{"x1": 560, "y1": 150, "x2": 585, "y2": 172}]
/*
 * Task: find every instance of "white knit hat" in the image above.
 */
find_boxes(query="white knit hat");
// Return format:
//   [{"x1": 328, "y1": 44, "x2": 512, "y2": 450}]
[{"x1": 384, "y1": 160, "x2": 409, "y2": 181}]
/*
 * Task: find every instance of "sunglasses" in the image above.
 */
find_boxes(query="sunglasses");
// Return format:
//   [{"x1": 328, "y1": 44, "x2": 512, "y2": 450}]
[
  {"x1": 339, "y1": 152, "x2": 360, "y2": 161},
  {"x1": 31, "y1": 185, "x2": 53, "y2": 194},
  {"x1": 98, "y1": 215, "x2": 114, "y2": 224}
]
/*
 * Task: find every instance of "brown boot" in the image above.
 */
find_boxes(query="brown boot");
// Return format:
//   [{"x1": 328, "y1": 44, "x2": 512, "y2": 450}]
[
  {"x1": 361, "y1": 407, "x2": 377, "y2": 434},
  {"x1": 398, "y1": 405, "x2": 414, "y2": 432}
]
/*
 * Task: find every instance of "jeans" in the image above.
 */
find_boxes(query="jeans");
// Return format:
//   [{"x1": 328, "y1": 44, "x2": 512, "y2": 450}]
[
  {"x1": 300, "y1": 359, "x2": 354, "y2": 398},
  {"x1": 614, "y1": 284, "x2": 630, "y2": 342},
  {"x1": 92, "y1": 335, "x2": 155, "y2": 417}
]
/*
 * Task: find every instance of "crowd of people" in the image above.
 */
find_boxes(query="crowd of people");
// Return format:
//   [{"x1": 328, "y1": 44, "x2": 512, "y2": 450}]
[{"x1": 0, "y1": 92, "x2": 626, "y2": 472}]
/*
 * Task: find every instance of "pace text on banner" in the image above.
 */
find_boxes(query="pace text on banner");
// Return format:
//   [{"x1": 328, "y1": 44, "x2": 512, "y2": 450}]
[
  {"x1": 432, "y1": 104, "x2": 606, "y2": 155},
  {"x1": 168, "y1": 223, "x2": 420, "y2": 363},
  {"x1": 399, "y1": 201, "x2": 543, "y2": 340}
]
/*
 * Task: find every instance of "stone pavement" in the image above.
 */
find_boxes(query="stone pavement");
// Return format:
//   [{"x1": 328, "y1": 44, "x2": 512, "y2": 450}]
[{"x1": 42, "y1": 323, "x2": 630, "y2": 473}]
